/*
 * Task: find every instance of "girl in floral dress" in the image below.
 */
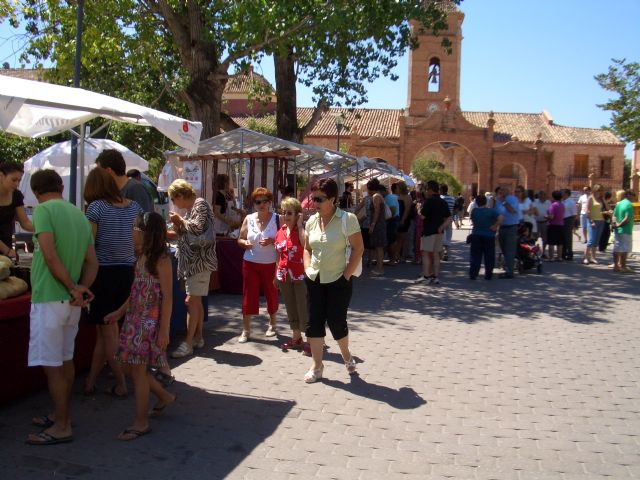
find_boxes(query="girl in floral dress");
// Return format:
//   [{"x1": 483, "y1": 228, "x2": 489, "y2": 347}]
[{"x1": 108, "y1": 212, "x2": 175, "y2": 441}]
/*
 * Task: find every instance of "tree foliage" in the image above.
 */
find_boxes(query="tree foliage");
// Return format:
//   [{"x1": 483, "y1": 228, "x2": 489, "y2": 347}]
[
  {"x1": 411, "y1": 155, "x2": 462, "y2": 194},
  {"x1": 2, "y1": 1, "x2": 463, "y2": 162},
  {"x1": 595, "y1": 58, "x2": 640, "y2": 147}
]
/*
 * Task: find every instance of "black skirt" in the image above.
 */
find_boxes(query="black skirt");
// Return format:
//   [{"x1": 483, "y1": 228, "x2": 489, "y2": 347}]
[{"x1": 547, "y1": 224, "x2": 564, "y2": 246}]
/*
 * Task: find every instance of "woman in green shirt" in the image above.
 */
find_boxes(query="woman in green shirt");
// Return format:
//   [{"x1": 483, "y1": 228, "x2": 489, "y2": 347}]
[{"x1": 303, "y1": 178, "x2": 364, "y2": 383}]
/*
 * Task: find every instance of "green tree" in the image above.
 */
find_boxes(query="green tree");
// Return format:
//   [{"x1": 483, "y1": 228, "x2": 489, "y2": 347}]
[
  {"x1": 411, "y1": 156, "x2": 462, "y2": 194},
  {"x1": 0, "y1": 132, "x2": 57, "y2": 163},
  {"x1": 270, "y1": 1, "x2": 460, "y2": 142},
  {"x1": 595, "y1": 58, "x2": 640, "y2": 147},
  {"x1": 623, "y1": 157, "x2": 631, "y2": 189}
]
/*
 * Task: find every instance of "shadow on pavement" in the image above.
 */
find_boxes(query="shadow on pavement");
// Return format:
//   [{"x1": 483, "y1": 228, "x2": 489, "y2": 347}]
[
  {"x1": 323, "y1": 374, "x2": 427, "y2": 410},
  {"x1": 0, "y1": 382, "x2": 294, "y2": 479},
  {"x1": 345, "y1": 240, "x2": 639, "y2": 326}
]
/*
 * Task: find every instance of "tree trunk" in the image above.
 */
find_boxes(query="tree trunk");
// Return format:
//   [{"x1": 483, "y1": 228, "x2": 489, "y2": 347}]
[
  {"x1": 180, "y1": 73, "x2": 226, "y2": 139},
  {"x1": 274, "y1": 46, "x2": 300, "y2": 142}
]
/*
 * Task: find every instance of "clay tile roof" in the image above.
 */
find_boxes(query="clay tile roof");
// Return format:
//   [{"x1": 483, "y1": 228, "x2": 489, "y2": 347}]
[
  {"x1": 299, "y1": 107, "x2": 401, "y2": 138},
  {"x1": 462, "y1": 111, "x2": 623, "y2": 146},
  {"x1": 0, "y1": 67, "x2": 46, "y2": 81},
  {"x1": 224, "y1": 70, "x2": 274, "y2": 95}
]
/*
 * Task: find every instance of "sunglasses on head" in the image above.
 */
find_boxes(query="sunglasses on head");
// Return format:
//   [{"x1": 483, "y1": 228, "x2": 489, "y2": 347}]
[
  {"x1": 312, "y1": 196, "x2": 328, "y2": 204},
  {"x1": 133, "y1": 212, "x2": 151, "y2": 231},
  {"x1": 254, "y1": 198, "x2": 270, "y2": 205}
]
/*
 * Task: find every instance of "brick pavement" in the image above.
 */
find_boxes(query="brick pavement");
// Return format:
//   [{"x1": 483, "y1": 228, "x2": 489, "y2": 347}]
[{"x1": 1, "y1": 227, "x2": 639, "y2": 479}]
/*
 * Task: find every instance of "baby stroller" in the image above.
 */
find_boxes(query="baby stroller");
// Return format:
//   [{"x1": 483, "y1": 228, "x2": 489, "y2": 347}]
[{"x1": 516, "y1": 222, "x2": 543, "y2": 274}]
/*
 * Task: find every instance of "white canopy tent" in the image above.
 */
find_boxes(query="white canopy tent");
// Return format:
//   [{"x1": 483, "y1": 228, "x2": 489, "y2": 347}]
[
  {"x1": 165, "y1": 128, "x2": 359, "y2": 208},
  {"x1": 19, "y1": 139, "x2": 149, "y2": 208},
  {"x1": 0, "y1": 74, "x2": 202, "y2": 202}
]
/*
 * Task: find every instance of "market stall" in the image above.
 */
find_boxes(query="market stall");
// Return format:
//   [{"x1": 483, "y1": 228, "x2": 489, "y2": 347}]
[
  {"x1": 164, "y1": 128, "x2": 358, "y2": 294},
  {"x1": 0, "y1": 75, "x2": 203, "y2": 403}
]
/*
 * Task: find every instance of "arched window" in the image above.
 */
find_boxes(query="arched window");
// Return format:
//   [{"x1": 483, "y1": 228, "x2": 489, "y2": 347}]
[{"x1": 428, "y1": 57, "x2": 440, "y2": 93}]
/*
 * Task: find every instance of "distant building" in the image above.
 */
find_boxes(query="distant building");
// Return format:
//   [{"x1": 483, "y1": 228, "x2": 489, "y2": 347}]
[{"x1": 230, "y1": 7, "x2": 625, "y2": 195}]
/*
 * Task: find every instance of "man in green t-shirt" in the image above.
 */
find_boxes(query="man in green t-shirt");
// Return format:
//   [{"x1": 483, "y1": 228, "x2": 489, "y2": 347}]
[
  {"x1": 612, "y1": 189, "x2": 635, "y2": 273},
  {"x1": 26, "y1": 170, "x2": 98, "y2": 446}
]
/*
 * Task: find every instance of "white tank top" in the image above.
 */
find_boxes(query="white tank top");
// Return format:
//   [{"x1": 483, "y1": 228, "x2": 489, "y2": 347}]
[{"x1": 243, "y1": 212, "x2": 278, "y2": 264}]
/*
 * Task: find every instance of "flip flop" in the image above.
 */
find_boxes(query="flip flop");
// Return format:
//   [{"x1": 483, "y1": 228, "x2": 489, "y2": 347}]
[
  {"x1": 106, "y1": 385, "x2": 127, "y2": 399},
  {"x1": 149, "y1": 395, "x2": 177, "y2": 418},
  {"x1": 117, "y1": 427, "x2": 152, "y2": 441},
  {"x1": 26, "y1": 431, "x2": 73, "y2": 445},
  {"x1": 31, "y1": 415, "x2": 54, "y2": 429}
]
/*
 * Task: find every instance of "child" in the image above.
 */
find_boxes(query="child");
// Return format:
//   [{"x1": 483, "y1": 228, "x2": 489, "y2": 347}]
[{"x1": 106, "y1": 212, "x2": 176, "y2": 441}]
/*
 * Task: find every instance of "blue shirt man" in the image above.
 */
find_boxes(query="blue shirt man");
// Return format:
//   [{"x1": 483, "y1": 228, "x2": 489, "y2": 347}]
[
  {"x1": 384, "y1": 191, "x2": 400, "y2": 218},
  {"x1": 496, "y1": 192, "x2": 519, "y2": 226}
]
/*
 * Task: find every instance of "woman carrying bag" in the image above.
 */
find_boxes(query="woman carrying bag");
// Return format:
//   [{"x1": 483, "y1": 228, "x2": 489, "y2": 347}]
[
  {"x1": 303, "y1": 178, "x2": 364, "y2": 383},
  {"x1": 167, "y1": 180, "x2": 217, "y2": 358}
]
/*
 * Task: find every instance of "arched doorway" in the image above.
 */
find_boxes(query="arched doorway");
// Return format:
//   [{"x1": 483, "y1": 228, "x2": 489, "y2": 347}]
[
  {"x1": 497, "y1": 162, "x2": 528, "y2": 190},
  {"x1": 414, "y1": 141, "x2": 480, "y2": 196}
]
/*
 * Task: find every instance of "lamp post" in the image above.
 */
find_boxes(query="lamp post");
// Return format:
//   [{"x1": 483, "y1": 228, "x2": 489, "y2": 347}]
[{"x1": 335, "y1": 115, "x2": 344, "y2": 152}]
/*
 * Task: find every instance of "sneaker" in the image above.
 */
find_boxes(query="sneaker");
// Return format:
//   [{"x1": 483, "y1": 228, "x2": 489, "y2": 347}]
[
  {"x1": 431, "y1": 277, "x2": 440, "y2": 285},
  {"x1": 170, "y1": 341, "x2": 193, "y2": 359},
  {"x1": 193, "y1": 338, "x2": 205, "y2": 349},
  {"x1": 265, "y1": 324, "x2": 277, "y2": 337},
  {"x1": 415, "y1": 275, "x2": 429, "y2": 284},
  {"x1": 238, "y1": 331, "x2": 250, "y2": 343}
]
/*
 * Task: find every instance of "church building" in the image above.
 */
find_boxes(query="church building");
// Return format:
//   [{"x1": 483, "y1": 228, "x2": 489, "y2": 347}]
[{"x1": 230, "y1": 8, "x2": 625, "y2": 196}]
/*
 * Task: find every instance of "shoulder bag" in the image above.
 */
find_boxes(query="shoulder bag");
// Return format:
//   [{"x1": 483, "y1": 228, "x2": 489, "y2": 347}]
[
  {"x1": 341, "y1": 213, "x2": 362, "y2": 277},
  {"x1": 186, "y1": 210, "x2": 215, "y2": 248}
]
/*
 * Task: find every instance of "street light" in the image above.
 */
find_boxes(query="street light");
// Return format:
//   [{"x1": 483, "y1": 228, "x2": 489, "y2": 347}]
[{"x1": 335, "y1": 114, "x2": 344, "y2": 151}]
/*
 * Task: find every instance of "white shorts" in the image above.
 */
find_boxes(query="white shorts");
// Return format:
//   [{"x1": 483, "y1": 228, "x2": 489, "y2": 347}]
[
  {"x1": 28, "y1": 301, "x2": 81, "y2": 367},
  {"x1": 613, "y1": 233, "x2": 632, "y2": 253},
  {"x1": 421, "y1": 234, "x2": 443, "y2": 253},
  {"x1": 184, "y1": 270, "x2": 212, "y2": 297}
]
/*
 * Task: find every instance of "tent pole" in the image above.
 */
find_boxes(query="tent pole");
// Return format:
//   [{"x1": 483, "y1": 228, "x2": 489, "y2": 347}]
[
  {"x1": 68, "y1": 0, "x2": 84, "y2": 206},
  {"x1": 78, "y1": 124, "x2": 86, "y2": 206}
]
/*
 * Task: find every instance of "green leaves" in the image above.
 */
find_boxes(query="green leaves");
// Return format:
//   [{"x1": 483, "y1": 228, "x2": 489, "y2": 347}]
[
  {"x1": 595, "y1": 58, "x2": 640, "y2": 147},
  {"x1": 411, "y1": 157, "x2": 462, "y2": 194}
]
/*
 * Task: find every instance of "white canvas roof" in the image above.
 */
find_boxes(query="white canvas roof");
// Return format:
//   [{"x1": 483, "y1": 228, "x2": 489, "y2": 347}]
[
  {"x1": 0, "y1": 74, "x2": 202, "y2": 152},
  {"x1": 166, "y1": 128, "x2": 357, "y2": 174},
  {"x1": 19, "y1": 139, "x2": 149, "y2": 208}
]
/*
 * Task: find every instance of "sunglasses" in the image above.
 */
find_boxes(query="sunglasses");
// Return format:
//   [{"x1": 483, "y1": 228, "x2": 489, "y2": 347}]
[
  {"x1": 133, "y1": 212, "x2": 151, "y2": 231},
  {"x1": 312, "y1": 196, "x2": 328, "y2": 204},
  {"x1": 254, "y1": 198, "x2": 270, "y2": 205}
]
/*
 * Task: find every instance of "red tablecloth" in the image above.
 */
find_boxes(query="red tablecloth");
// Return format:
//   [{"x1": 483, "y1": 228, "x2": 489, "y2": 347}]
[
  {"x1": 0, "y1": 293, "x2": 95, "y2": 406},
  {"x1": 214, "y1": 238, "x2": 243, "y2": 295}
]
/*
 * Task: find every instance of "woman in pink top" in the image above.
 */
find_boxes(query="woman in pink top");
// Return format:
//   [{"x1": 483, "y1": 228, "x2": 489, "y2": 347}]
[
  {"x1": 274, "y1": 197, "x2": 309, "y2": 353},
  {"x1": 545, "y1": 190, "x2": 565, "y2": 262}
]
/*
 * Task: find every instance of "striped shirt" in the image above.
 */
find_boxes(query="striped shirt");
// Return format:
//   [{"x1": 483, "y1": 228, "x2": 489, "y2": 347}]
[
  {"x1": 175, "y1": 198, "x2": 218, "y2": 277},
  {"x1": 86, "y1": 199, "x2": 143, "y2": 265},
  {"x1": 441, "y1": 195, "x2": 455, "y2": 214}
]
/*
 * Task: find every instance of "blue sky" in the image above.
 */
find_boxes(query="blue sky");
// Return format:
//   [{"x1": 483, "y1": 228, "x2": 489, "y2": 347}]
[
  {"x1": 1, "y1": 0, "x2": 637, "y2": 157},
  {"x1": 258, "y1": 0, "x2": 639, "y2": 158}
]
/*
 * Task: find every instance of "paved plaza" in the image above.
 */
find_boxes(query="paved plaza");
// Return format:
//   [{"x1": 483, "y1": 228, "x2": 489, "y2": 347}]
[{"x1": 1, "y1": 227, "x2": 639, "y2": 479}]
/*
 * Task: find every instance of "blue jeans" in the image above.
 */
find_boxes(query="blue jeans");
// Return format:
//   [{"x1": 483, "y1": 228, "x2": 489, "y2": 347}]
[
  {"x1": 469, "y1": 234, "x2": 496, "y2": 279},
  {"x1": 586, "y1": 220, "x2": 604, "y2": 248},
  {"x1": 498, "y1": 224, "x2": 518, "y2": 275}
]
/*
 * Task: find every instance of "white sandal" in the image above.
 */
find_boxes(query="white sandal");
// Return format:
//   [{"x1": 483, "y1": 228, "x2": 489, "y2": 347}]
[
  {"x1": 304, "y1": 365, "x2": 324, "y2": 383},
  {"x1": 345, "y1": 356, "x2": 357, "y2": 374}
]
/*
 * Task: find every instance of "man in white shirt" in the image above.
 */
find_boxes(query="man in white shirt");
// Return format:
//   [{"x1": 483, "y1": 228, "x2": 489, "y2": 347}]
[
  {"x1": 561, "y1": 189, "x2": 577, "y2": 260},
  {"x1": 532, "y1": 190, "x2": 551, "y2": 258},
  {"x1": 577, "y1": 186, "x2": 591, "y2": 243}
]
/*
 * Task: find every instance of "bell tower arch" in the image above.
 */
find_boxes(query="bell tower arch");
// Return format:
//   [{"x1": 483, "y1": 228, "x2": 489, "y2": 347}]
[{"x1": 407, "y1": 6, "x2": 464, "y2": 117}]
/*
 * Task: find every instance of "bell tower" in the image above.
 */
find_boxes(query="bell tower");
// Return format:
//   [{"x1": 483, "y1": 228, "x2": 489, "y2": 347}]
[{"x1": 407, "y1": 7, "x2": 464, "y2": 117}]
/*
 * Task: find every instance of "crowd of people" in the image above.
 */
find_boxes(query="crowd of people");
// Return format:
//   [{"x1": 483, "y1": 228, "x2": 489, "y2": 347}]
[{"x1": 0, "y1": 150, "x2": 635, "y2": 445}]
